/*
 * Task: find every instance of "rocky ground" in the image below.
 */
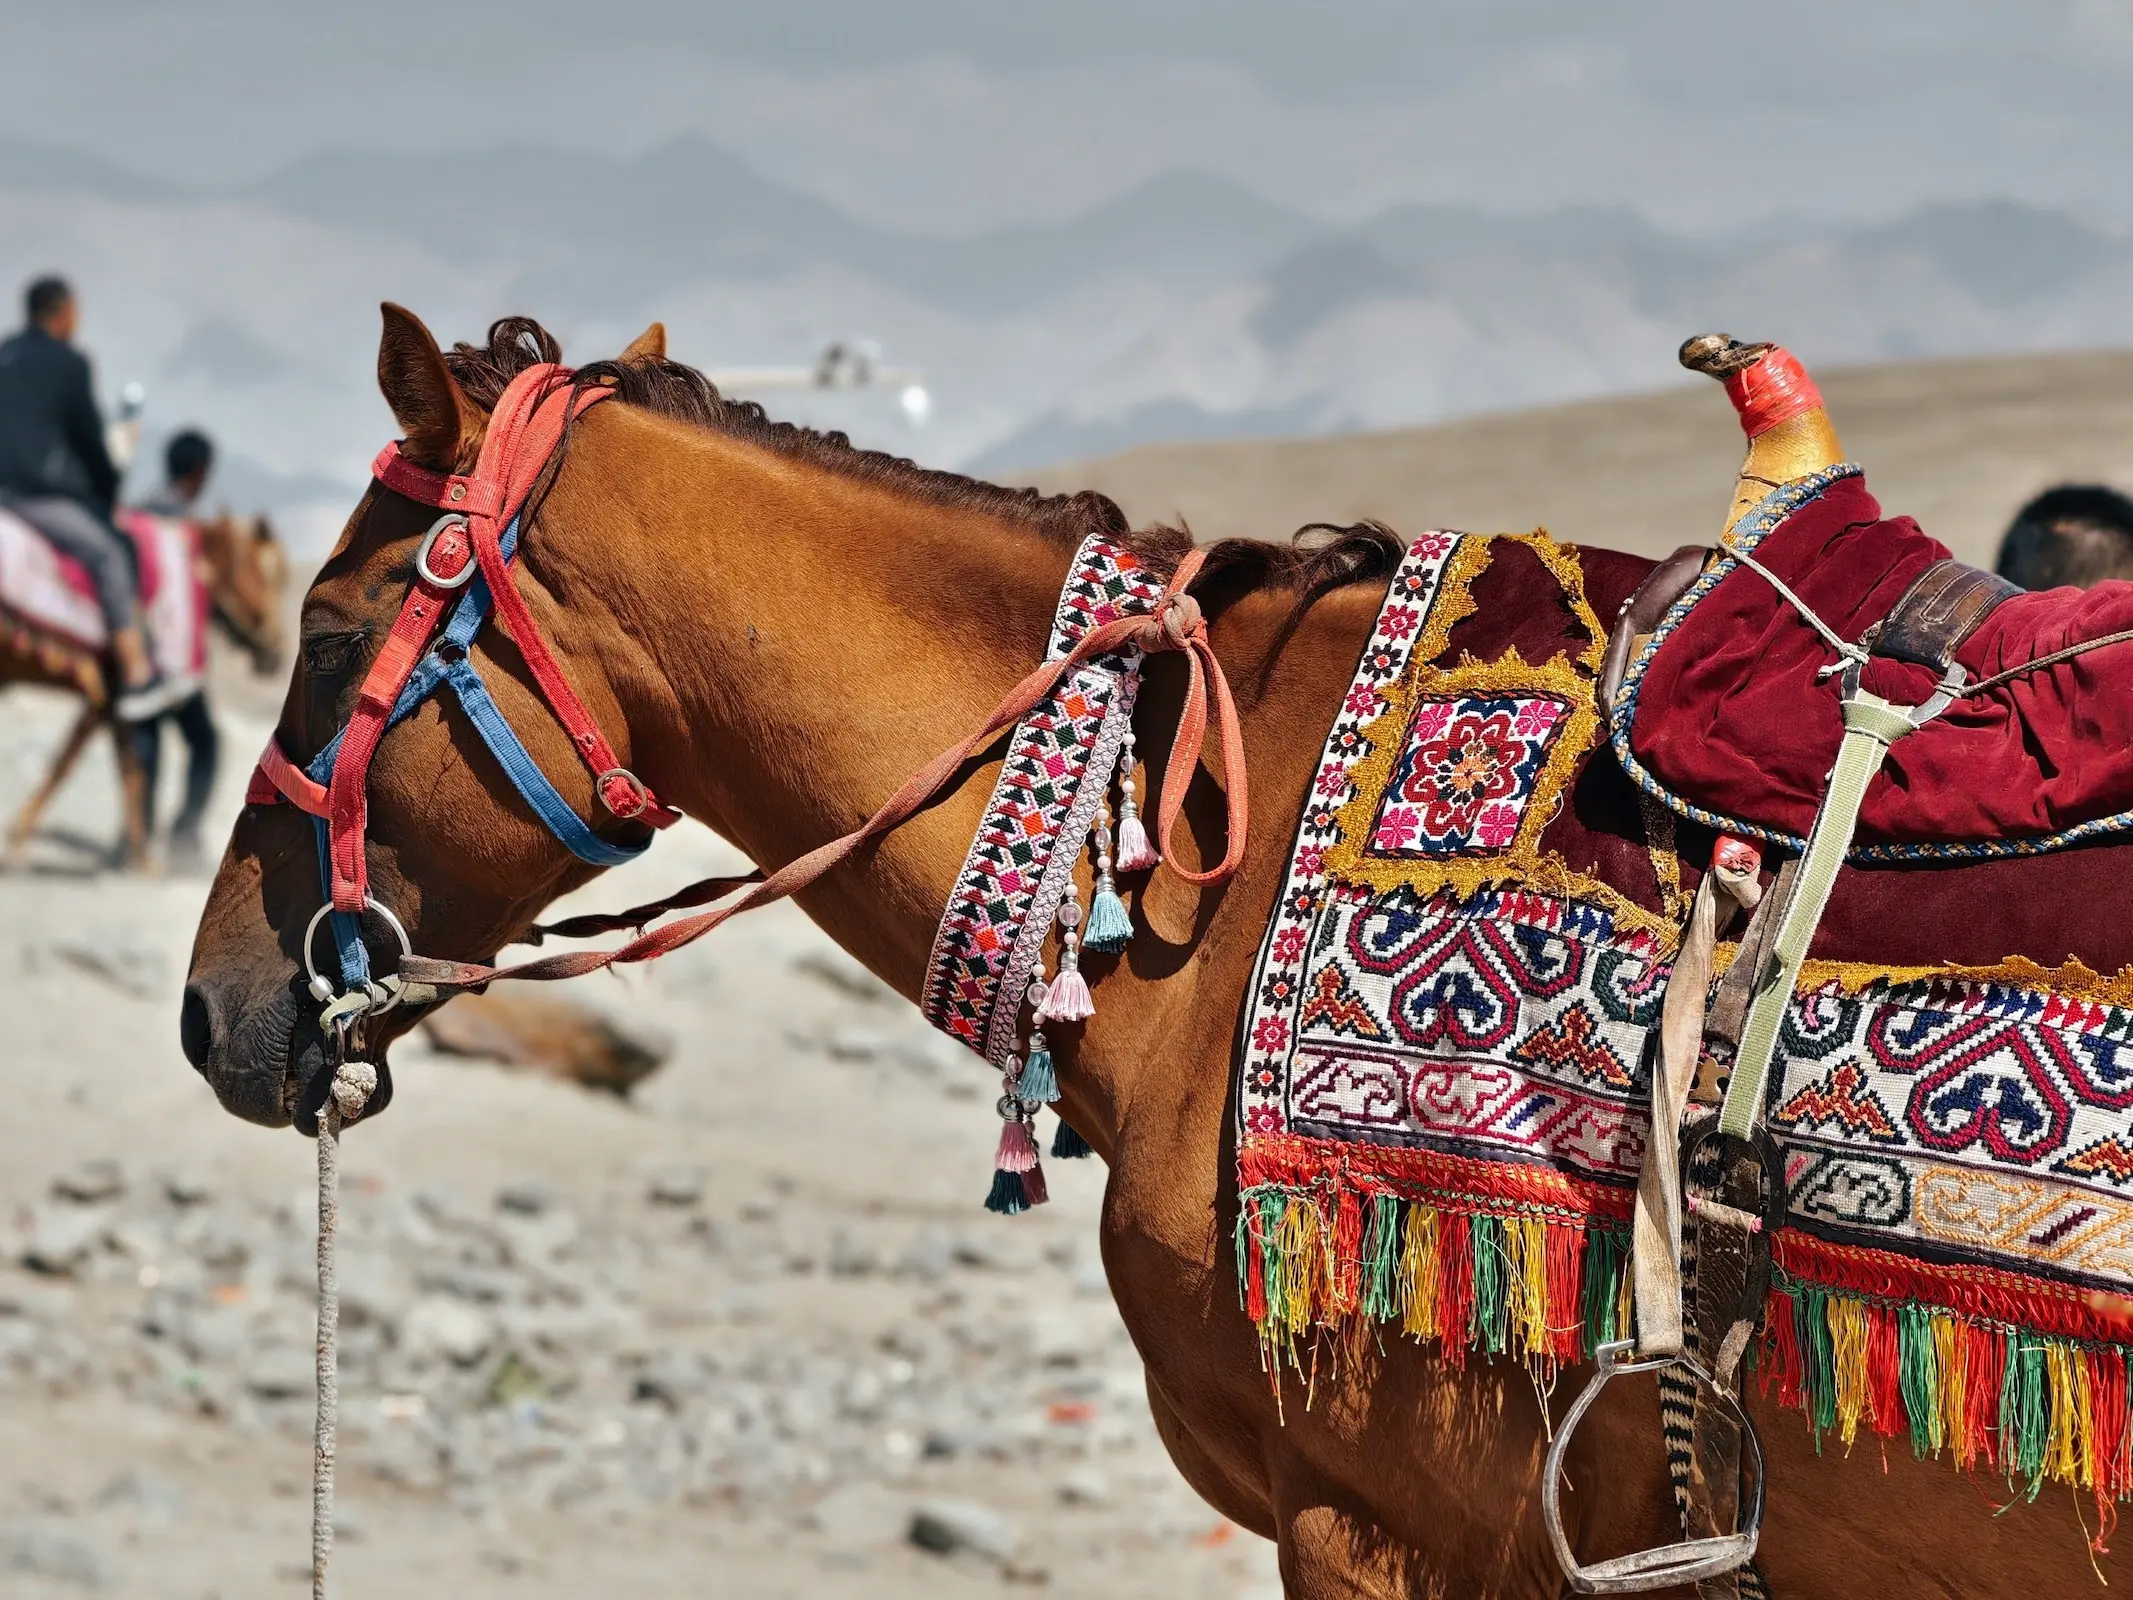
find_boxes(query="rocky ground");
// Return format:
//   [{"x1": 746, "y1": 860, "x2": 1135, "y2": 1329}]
[{"x1": 0, "y1": 671, "x2": 1282, "y2": 1598}]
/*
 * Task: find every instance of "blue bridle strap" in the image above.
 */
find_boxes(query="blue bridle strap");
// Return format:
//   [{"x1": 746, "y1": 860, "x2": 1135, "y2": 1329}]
[{"x1": 303, "y1": 515, "x2": 652, "y2": 987}]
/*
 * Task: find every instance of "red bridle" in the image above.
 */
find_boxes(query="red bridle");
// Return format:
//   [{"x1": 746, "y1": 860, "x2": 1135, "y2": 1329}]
[
  {"x1": 249, "y1": 364, "x2": 679, "y2": 917},
  {"x1": 249, "y1": 357, "x2": 1248, "y2": 1006}
]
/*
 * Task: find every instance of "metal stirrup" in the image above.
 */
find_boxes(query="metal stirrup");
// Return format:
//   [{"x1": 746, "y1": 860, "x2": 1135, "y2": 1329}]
[{"x1": 1541, "y1": 1341, "x2": 1767, "y2": 1594}]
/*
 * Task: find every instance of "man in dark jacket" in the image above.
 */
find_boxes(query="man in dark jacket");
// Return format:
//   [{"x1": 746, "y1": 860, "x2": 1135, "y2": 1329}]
[{"x1": 0, "y1": 275, "x2": 180, "y2": 719}]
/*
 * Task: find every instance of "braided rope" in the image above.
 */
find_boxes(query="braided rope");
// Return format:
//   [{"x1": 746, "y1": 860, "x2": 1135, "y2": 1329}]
[{"x1": 313, "y1": 1055, "x2": 375, "y2": 1599}]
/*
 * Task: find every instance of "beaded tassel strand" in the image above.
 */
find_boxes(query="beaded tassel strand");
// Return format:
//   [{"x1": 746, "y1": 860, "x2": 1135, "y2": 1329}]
[
  {"x1": 1084, "y1": 797, "x2": 1134, "y2": 953},
  {"x1": 1039, "y1": 879, "x2": 1096, "y2": 1022},
  {"x1": 1114, "y1": 728, "x2": 1159, "y2": 871},
  {"x1": 985, "y1": 961, "x2": 1052, "y2": 1214}
]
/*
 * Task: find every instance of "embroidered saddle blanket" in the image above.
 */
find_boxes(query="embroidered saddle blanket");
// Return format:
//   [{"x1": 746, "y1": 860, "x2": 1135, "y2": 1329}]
[
  {"x1": 0, "y1": 504, "x2": 206, "y2": 685},
  {"x1": 1616, "y1": 467, "x2": 2133, "y2": 861},
  {"x1": 1238, "y1": 528, "x2": 2133, "y2": 1504}
]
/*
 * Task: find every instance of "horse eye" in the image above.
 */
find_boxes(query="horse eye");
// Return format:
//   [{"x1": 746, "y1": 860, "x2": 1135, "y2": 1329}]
[{"x1": 303, "y1": 629, "x2": 368, "y2": 677}]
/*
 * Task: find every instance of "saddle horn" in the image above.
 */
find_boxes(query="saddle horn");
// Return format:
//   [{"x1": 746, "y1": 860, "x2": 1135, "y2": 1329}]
[{"x1": 1683, "y1": 333, "x2": 1845, "y2": 533}]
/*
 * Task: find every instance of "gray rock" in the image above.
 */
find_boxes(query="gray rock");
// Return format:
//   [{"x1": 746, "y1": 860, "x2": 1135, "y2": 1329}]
[
  {"x1": 921, "y1": 1424, "x2": 1010, "y2": 1460},
  {"x1": 0, "y1": 1518, "x2": 114, "y2": 1587},
  {"x1": 793, "y1": 949, "x2": 895, "y2": 1003},
  {"x1": 894, "y1": 1229, "x2": 953, "y2": 1283},
  {"x1": 825, "y1": 1028, "x2": 886, "y2": 1062},
  {"x1": 826, "y1": 1229, "x2": 880, "y2": 1278},
  {"x1": 808, "y1": 1481, "x2": 909, "y2": 1546},
  {"x1": 50, "y1": 928, "x2": 168, "y2": 1000},
  {"x1": 403, "y1": 1296, "x2": 495, "y2": 1365},
  {"x1": 908, "y1": 1498, "x2": 1017, "y2": 1562},
  {"x1": 496, "y1": 1179, "x2": 556, "y2": 1217},
  {"x1": 157, "y1": 1167, "x2": 214, "y2": 1207},
  {"x1": 24, "y1": 1203, "x2": 107, "y2": 1275},
  {"x1": 646, "y1": 1165, "x2": 705, "y2": 1207},
  {"x1": 245, "y1": 1346, "x2": 316, "y2": 1400},
  {"x1": 1058, "y1": 1466, "x2": 1112, "y2": 1506},
  {"x1": 50, "y1": 1159, "x2": 123, "y2": 1204},
  {"x1": 336, "y1": 1246, "x2": 414, "y2": 1331},
  {"x1": 90, "y1": 1469, "x2": 186, "y2": 1528},
  {"x1": 412, "y1": 1185, "x2": 473, "y2": 1230}
]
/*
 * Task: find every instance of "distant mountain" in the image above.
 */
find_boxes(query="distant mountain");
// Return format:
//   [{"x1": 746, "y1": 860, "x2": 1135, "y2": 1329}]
[
  {"x1": 977, "y1": 198, "x2": 2133, "y2": 473},
  {"x1": 4, "y1": 132, "x2": 2129, "y2": 547},
  {"x1": 242, "y1": 141, "x2": 1315, "y2": 316},
  {"x1": 0, "y1": 139, "x2": 175, "y2": 203}
]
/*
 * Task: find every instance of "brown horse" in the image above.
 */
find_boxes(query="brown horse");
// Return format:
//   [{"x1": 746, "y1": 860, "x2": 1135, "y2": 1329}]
[
  {"x1": 182, "y1": 308, "x2": 2124, "y2": 1596},
  {"x1": 3, "y1": 509, "x2": 286, "y2": 868}
]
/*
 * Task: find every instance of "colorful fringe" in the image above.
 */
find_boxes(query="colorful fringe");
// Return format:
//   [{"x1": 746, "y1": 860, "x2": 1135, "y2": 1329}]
[
  {"x1": 1236, "y1": 1139, "x2": 2133, "y2": 1505},
  {"x1": 1236, "y1": 1177, "x2": 1629, "y2": 1374}
]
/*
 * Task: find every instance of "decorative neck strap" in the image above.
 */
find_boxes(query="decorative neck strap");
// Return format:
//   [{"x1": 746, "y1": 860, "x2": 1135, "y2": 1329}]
[{"x1": 919, "y1": 532, "x2": 1165, "y2": 1209}]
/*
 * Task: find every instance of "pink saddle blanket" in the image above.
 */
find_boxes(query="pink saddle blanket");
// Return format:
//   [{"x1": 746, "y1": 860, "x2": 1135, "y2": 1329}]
[
  {"x1": 1615, "y1": 467, "x2": 2133, "y2": 860},
  {"x1": 0, "y1": 505, "x2": 206, "y2": 683}
]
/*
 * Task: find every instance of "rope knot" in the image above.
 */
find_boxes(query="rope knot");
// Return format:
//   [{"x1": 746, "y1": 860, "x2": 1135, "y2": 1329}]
[
  {"x1": 1137, "y1": 591, "x2": 1204, "y2": 653},
  {"x1": 331, "y1": 1058, "x2": 378, "y2": 1121}
]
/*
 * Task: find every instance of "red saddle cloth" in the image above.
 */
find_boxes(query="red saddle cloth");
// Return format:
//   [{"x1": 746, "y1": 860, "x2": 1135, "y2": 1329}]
[{"x1": 1624, "y1": 468, "x2": 2133, "y2": 855}]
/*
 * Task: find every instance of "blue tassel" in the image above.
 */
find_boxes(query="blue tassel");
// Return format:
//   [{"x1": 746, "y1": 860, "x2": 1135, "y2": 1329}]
[
  {"x1": 1020, "y1": 1048, "x2": 1060, "y2": 1104},
  {"x1": 1051, "y1": 1120, "x2": 1094, "y2": 1160},
  {"x1": 984, "y1": 1169, "x2": 1031, "y2": 1215},
  {"x1": 1084, "y1": 888, "x2": 1133, "y2": 953}
]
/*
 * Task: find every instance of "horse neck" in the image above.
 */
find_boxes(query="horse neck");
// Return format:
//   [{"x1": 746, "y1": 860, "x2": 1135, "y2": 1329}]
[{"x1": 539, "y1": 407, "x2": 1083, "y2": 1001}]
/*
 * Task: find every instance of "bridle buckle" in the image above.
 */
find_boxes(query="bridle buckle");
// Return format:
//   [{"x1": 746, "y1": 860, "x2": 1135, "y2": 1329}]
[
  {"x1": 415, "y1": 514, "x2": 477, "y2": 590},
  {"x1": 597, "y1": 768, "x2": 653, "y2": 819}
]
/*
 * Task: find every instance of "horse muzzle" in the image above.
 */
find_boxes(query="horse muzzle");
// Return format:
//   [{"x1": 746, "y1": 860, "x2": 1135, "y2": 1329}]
[{"x1": 180, "y1": 974, "x2": 389, "y2": 1132}]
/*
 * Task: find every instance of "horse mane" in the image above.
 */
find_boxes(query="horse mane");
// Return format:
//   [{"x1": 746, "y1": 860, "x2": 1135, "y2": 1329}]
[{"x1": 443, "y1": 317, "x2": 1403, "y2": 611}]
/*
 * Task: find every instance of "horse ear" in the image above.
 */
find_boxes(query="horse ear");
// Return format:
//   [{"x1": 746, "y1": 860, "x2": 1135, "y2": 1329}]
[
  {"x1": 377, "y1": 303, "x2": 481, "y2": 468},
  {"x1": 620, "y1": 322, "x2": 667, "y2": 365}
]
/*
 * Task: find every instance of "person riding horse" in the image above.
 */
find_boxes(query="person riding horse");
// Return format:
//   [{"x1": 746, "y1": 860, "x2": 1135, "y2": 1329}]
[{"x1": 0, "y1": 274, "x2": 183, "y2": 722}]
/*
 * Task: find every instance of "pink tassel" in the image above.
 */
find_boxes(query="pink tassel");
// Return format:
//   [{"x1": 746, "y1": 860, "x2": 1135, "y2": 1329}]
[
  {"x1": 1021, "y1": 1161, "x2": 1049, "y2": 1207},
  {"x1": 995, "y1": 1119, "x2": 1039, "y2": 1173},
  {"x1": 1115, "y1": 811, "x2": 1159, "y2": 871},
  {"x1": 1040, "y1": 965, "x2": 1095, "y2": 1022}
]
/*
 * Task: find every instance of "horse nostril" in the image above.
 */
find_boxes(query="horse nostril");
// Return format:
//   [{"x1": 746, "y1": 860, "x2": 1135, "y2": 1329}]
[{"x1": 179, "y1": 984, "x2": 218, "y2": 1070}]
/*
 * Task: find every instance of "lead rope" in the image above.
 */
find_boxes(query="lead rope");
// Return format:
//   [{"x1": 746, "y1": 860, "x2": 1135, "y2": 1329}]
[{"x1": 313, "y1": 1035, "x2": 376, "y2": 1600}]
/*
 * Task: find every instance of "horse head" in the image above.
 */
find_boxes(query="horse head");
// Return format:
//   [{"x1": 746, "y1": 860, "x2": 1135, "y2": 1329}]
[
  {"x1": 198, "y1": 510, "x2": 290, "y2": 674},
  {"x1": 183, "y1": 305, "x2": 680, "y2": 1131}
]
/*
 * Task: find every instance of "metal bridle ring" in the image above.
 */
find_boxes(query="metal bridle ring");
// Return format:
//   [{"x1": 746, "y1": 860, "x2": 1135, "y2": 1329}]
[
  {"x1": 596, "y1": 768, "x2": 652, "y2": 819},
  {"x1": 303, "y1": 898, "x2": 414, "y2": 1013},
  {"x1": 415, "y1": 514, "x2": 477, "y2": 589}
]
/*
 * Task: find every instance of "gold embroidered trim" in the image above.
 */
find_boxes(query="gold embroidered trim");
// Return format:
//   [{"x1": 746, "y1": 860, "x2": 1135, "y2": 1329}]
[
  {"x1": 1708, "y1": 948, "x2": 2133, "y2": 1009},
  {"x1": 1318, "y1": 533, "x2": 1682, "y2": 950}
]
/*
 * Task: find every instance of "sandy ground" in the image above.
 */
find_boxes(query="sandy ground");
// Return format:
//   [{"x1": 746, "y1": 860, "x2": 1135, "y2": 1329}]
[
  {"x1": 1027, "y1": 346, "x2": 2133, "y2": 567},
  {"x1": 0, "y1": 665, "x2": 1282, "y2": 1597}
]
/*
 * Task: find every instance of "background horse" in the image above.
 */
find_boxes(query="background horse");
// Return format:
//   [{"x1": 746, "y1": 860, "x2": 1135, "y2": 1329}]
[
  {"x1": 182, "y1": 309, "x2": 2124, "y2": 1596},
  {"x1": 3, "y1": 510, "x2": 286, "y2": 869}
]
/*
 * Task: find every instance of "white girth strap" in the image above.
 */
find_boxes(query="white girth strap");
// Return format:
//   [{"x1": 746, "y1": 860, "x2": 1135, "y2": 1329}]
[{"x1": 1632, "y1": 689, "x2": 1913, "y2": 1357}]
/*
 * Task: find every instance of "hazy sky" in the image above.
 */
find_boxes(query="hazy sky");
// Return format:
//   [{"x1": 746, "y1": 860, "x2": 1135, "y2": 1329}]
[{"x1": 12, "y1": 2, "x2": 2133, "y2": 233}]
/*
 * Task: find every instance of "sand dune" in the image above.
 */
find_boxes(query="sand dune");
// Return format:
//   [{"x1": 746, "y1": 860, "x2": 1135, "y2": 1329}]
[{"x1": 1025, "y1": 347, "x2": 2133, "y2": 569}]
